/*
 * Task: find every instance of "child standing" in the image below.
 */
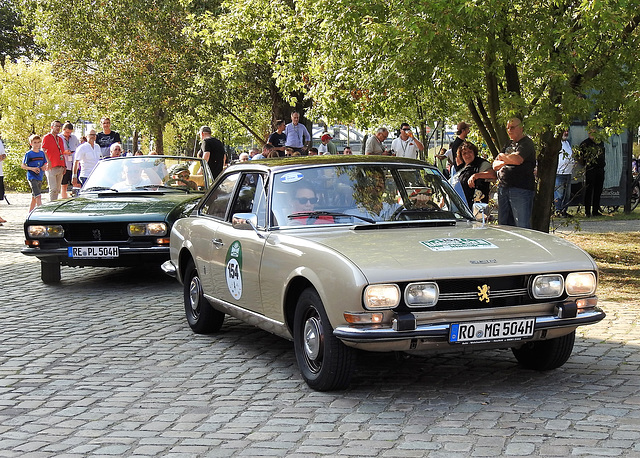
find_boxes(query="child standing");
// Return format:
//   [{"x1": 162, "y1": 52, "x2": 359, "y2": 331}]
[{"x1": 21, "y1": 135, "x2": 48, "y2": 212}]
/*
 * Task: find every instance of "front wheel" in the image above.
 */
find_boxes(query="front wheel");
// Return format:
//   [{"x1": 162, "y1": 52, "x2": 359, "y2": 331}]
[
  {"x1": 512, "y1": 331, "x2": 575, "y2": 371},
  {"x1": 293, "y1": 288, "x2": 355, "y2": 391},
  {"x1": 41, "y1": 261, "x2": 61, "y2": 284},
  {"x1": 183, "y1": 260, "x2": 224, "y2": 334}
]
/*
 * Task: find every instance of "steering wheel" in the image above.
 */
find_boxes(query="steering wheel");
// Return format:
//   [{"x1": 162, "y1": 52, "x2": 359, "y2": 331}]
[{"x1": 390, "y1": 204, "x2": 407, "y2": 221}]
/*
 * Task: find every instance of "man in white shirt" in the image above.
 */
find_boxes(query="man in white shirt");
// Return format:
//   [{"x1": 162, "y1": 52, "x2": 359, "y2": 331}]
[
  {"x1": 73, "y1": 130, "x2": 102, "y2": 186},
  {"x1": 555, "y1": 131, "x2": 574, "y2": 216},
  {"x1": 391, "y1": 123, "x2": 424, "y2": 159}
]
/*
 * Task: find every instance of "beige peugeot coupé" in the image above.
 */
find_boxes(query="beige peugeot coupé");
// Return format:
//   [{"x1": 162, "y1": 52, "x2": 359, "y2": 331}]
[{"x1": 163, "y1": 155, "x2": 605, "y2": 391}]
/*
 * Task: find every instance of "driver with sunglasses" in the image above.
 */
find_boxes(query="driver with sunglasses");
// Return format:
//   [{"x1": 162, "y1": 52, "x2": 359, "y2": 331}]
[{"x1": 289, "y1": 185, "x2": 333, "y2": 225}]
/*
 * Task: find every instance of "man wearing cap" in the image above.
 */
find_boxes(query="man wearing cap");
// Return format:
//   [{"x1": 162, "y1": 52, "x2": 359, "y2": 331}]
[
  {"x1": 198, "y1": 126, "x2": 226, "y2": 177},
  {"x1": 284, "y1": 111, "x2": 311, "y2": 154},
  {"x1": 391, "y1": 123, "x2": 424, "y2": 160},
  {"x1": 449, "y1": 121, "x2": 471, "y2": 167},
  {"x1": 318, "y1": 133, "x2": 337, "y2": 155}
]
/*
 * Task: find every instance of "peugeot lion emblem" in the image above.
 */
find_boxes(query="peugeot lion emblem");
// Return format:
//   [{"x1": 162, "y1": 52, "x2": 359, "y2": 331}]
[{"x1": 477, "y1": 284, "x2": 490, "y2": 303}]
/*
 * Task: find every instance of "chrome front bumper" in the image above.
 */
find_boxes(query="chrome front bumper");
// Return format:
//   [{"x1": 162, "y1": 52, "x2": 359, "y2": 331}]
[{"x1": 333, "y1": 308, "x2": 606, "y2": 343}]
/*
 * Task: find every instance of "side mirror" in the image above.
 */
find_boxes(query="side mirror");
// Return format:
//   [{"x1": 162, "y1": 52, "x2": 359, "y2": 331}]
[{"x1": 232, "y1": 213, "x2": 265, "y2": 238}]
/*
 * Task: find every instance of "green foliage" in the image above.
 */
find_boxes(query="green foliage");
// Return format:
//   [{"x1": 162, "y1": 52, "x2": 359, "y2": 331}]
[
  {"x1": 0, "y1": 58, "x2": 92, "y2": 144},
  {"x1": 0, "y1": 0, "x2": 39, "y2": 65},
  {"x1": 2, "y1": 143, "x2": 33, "y2": 192}
]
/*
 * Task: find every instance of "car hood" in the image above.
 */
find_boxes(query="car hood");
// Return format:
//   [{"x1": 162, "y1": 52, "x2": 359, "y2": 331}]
[
  {"x1": 294, "y1": 222, "x2": 597, "y2": 283},
  {"x1": 26, "y1": 193, "x2": 201, "y2": 222}
]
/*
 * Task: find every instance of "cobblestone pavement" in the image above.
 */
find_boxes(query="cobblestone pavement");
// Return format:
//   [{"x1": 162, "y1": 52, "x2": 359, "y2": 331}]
[{"x1": 0, "y1": 193, "x2": 639, "y2": 457}]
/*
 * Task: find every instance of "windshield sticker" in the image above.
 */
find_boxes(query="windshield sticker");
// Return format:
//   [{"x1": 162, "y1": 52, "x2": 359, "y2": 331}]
[
  {"x1": 280, "y1": 172, "x2": 304, "y2": 183},
  {"x1": 420, "y1": 238, "x2": 498, "y2": 252},
  {"x1": 225, "y1": 240, "x2": 243, "y2": 300},
  {"x1": 83, "y1": 203, "x2": 128, "y2": 211}
]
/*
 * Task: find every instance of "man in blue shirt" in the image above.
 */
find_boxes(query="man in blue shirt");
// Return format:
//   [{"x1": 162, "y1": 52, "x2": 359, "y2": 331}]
[{"x1": 284, "y1": 111, "x2": 311, "y2": 154}]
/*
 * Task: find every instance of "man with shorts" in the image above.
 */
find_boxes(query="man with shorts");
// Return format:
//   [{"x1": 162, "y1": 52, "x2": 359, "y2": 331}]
[{"x1": 59, "y1": 122, "x2": 79, "y2": 198}]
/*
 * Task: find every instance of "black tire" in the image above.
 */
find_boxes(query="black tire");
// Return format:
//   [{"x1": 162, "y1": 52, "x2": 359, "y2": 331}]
[
  {"x1": 183, "y1": 260, "x2": 224, "y2": 334},
  {"x1": 293, "y1": 288, "x2": 355, "y2": 391},
  {"x1": 41, "y1": 261, "x2": 61, "y2": 284},
  {"x1": 512, "y1": 331, "x2": 575, "y2": 371},
  {"x1": 630, "y1": 183, "x2": 639, "y2": 211}
]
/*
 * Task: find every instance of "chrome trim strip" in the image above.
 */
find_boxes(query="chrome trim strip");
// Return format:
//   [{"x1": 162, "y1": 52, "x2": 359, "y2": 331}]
[
  {"x1": 333, "y1": 309, "x2": 606, "y2": 342},
  {"x1": 204, "y1": 294, "x2": 292, "y2": 340}
]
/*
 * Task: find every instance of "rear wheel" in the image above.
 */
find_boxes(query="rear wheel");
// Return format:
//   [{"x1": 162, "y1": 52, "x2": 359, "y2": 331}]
[
  {"x1": 512, "y1": 331, "x2": 575, "y2": 371},
  {"x1": 293, "y1": 288, "x2": 355, "y2": 391},
  {"x1": 183, "y1": 260, "x2": 224, "y2": 334},
  {"x1": 41, "y1": 261, "x2": 61, "y2": 284}
]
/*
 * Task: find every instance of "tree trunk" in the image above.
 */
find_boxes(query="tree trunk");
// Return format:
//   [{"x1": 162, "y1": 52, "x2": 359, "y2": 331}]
[
  {"x1": 153, "y1": 123, "x2": 164, "y2": 155},
  {"x1": 532, "y1": 130, "x2": 561, "y2": 233},
  {"x1": 132, "y1": 130, "x2": 139, "y2": 154}
]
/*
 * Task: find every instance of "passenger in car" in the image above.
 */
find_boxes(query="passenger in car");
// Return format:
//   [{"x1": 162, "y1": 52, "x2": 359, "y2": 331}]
[{"x1": 113, "y1": 162, "x2": 160, "y2": 191}]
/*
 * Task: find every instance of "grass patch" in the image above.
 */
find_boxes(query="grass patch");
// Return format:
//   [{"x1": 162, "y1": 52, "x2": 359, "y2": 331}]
[{"x1": 561, "y1": 232, "x2": 640, "y2": 302}]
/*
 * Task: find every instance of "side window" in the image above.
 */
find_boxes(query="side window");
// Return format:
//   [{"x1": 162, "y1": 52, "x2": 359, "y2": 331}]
[
  {"x1": 230, "y1": 173, "x2": 259, "y2": 217},
  {"x1": 229, "y1": 173, "x2": 268, "y2": 228},
  {"x1": 201, "y1": 173, "x2": 240, "y2": 219}
]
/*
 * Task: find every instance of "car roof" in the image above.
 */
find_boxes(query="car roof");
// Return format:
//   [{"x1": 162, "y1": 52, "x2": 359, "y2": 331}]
[{"x1": 226, "y1": 155, "x2": 436, "y2": 174}]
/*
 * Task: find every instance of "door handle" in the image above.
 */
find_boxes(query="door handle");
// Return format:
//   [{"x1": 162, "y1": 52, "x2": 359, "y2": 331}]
[{"x1": 212, "y1": 238, "x2": 224, "y2": 248}]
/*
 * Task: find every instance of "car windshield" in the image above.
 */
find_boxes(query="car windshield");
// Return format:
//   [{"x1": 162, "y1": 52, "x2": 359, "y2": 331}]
[
  {"x1": 81, "y1": 156, "x2": 212, "y2": 193},
  {"x1": 271, "y1": 164, "x2": 473, "y2": 227}
]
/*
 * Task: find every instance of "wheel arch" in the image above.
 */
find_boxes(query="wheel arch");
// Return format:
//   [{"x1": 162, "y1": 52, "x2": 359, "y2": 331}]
[
  {"x1": 283, "y1": 276, "x2": 315, "y2": 335},
  {"x1": 177, "y1": 246, "x2": 195, "y2": 284}
]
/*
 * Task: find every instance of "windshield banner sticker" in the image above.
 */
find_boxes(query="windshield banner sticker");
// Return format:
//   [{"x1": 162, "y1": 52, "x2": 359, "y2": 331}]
[
  {"x1": 83, "y1": 203, "x2": 128, "y2": 211},
  {"x1": 280, "y1": 172, "x2": 304, "y2": 183},
  {"x1": 225, "y1": 241, "x2": 243, "y2": 300},
  {"x1": 420, "y1": 238, "x2": 498, "y2": 251}
]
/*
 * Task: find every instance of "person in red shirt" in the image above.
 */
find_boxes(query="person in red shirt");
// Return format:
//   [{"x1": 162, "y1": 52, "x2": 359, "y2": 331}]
[{"x1": 41, "y1": 120, "x2": 68, "y2": 201}]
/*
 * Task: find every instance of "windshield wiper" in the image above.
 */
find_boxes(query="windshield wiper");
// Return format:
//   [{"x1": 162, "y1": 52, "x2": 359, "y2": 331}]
[
  {"x1": 287, "y1": 211, "x2": 376, "y2": 224},
  {"x1": 83, "y1": 186, "x2": 119, "y2": 192}
]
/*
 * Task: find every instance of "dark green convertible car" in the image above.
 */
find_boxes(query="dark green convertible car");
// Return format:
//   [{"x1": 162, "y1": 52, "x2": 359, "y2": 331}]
[{"x1": 22, "y1": 155, "x2": 213, "y2": 283}]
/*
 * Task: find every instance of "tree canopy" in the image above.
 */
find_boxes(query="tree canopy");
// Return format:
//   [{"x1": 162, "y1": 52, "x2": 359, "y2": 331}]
[{"x1": 8, "y1": 0, "x2": 640, "y2": 228}]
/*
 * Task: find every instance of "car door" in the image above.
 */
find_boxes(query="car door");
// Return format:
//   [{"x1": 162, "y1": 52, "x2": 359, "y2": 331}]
[
  {"x1": 210, "y1": 172, "x2": 268, "y2": 314},
  {"x1": 194, "y1": 172, "x2": 241, "y2": 294}
]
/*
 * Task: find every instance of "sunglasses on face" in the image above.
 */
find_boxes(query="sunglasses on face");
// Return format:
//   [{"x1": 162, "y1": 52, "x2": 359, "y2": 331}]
[
  {"x1": 296, "y1": 197, "x2": 318, "y2": 204},
  {"x1": 402, "y1": 128, "x2": 411, "y2": 132}
]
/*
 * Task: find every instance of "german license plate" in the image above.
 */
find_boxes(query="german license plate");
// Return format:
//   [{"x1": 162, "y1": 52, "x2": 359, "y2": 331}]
[
  {"x1": 449, "y1": 318, "x2": 535, "y2": 344},
  {"x1": 68, "y1": 246, "x2": 119, "y2": 258}
]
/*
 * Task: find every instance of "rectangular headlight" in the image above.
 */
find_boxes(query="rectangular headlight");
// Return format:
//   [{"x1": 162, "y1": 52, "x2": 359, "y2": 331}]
[
  {"x1": 127, "y1": 222, "x2": 167, "y2": 236},
  {"x1": 531, "y1": 274, "x2": 564, "y2": 299},
  {"x1": 405, "y1": 282, "x2": 439, "y2": 307},
  {"x1": 27, "y1": 225, "x2": 64, "y2": 238},
  {"x1": 565, "y1": 272, "x2": 597, "y2": 296},
  {"x1": 364, "y1": 284, "x2": 400, "y2": 310}
]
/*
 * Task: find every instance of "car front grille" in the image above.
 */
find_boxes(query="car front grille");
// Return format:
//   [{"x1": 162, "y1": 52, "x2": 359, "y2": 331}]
[
  {"x1": 64, "y1": 223, "x2": 129, "y2": 242},
  {"x1": 398, "y1": 275, "x2": 563, "y2": 312}
]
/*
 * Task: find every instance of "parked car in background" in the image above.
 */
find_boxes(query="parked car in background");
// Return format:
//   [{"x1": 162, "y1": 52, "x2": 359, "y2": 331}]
[
  {"x1": 22, "y1": 155, "x2": 213, "y2": 283},
  {"x1": 163, "y1": 156, "x2": 605, "y2": 391}
]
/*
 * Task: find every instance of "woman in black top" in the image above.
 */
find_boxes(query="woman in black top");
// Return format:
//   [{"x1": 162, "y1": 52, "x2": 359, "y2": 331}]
[{"x1": 456, "y1": 142, "x2": 497, "y2": 209}]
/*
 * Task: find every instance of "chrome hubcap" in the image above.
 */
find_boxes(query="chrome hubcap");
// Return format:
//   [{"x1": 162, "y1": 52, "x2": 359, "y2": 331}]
[
  {"x1": 189, "y1": 276, "x2": 201, "y2": 313},
  {"x1": 303, "y1": 317, "x2": 321, "y2": 360}
]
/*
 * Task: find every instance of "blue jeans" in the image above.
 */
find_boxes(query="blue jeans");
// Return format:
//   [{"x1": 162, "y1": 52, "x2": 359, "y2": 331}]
[
  {"x1": 498, "y1": 186, "x2": 534, "y2": 228},
  {"x1": 554, "y1": 174, "x2": 572, "y2": 213}
]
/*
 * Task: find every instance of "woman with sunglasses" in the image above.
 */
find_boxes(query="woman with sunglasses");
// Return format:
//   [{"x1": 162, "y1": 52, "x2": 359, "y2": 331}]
[{"x1": 289, "y1": 185, "x2": 333, "y2": 225}]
